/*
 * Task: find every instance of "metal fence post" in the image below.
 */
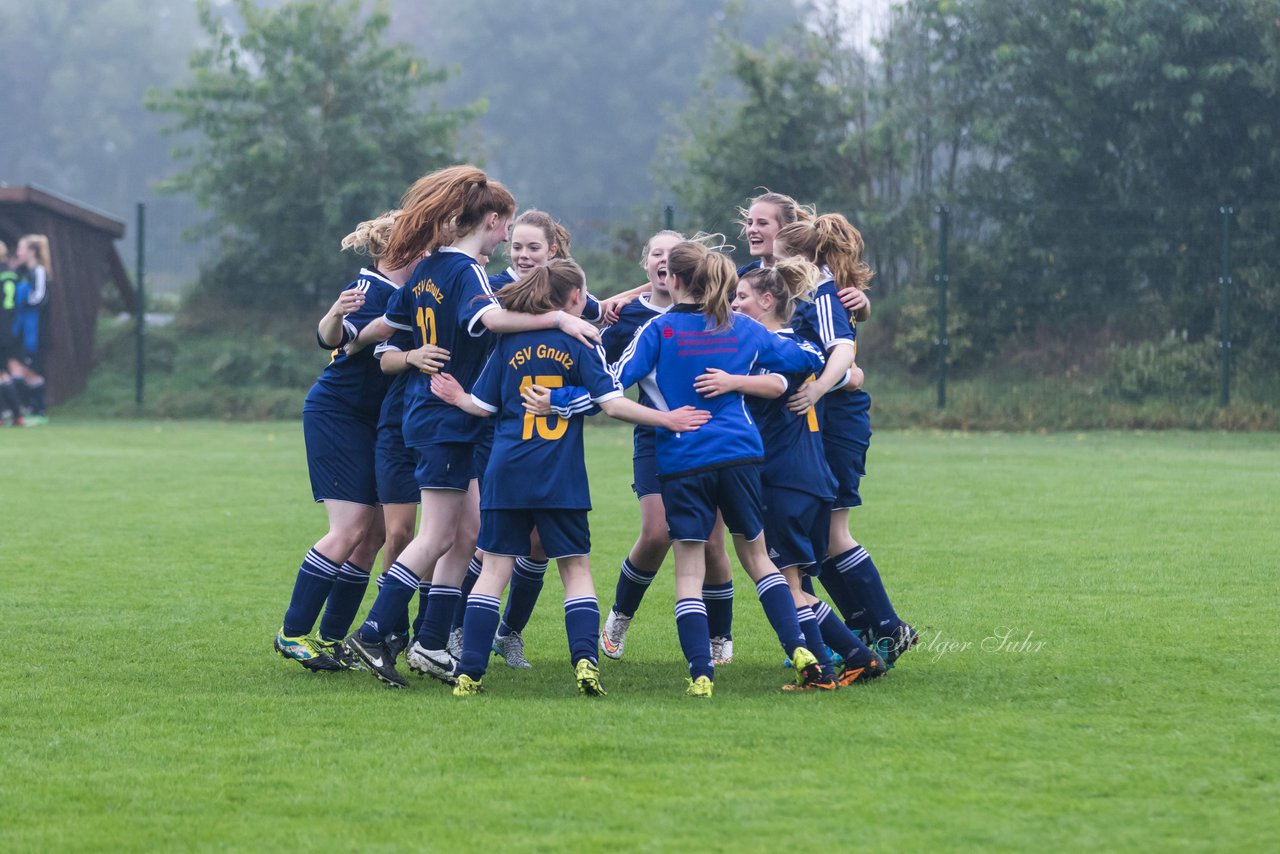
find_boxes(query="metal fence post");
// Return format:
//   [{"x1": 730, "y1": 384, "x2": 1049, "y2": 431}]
[
  {"x1": 1218, "y1": 205, "x2": 1233, "y2": 407},
  {"x1": 135, "y1": 202, "x2": 146, "y2": 411},
  {"x1": 936, "y1": 205, "x2": 950, "y2": 409},
  {"x1": 664, "y1": 204, "x2": 674, "y2": 232}
]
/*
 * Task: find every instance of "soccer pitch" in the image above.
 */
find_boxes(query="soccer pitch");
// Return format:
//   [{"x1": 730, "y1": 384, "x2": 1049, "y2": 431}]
[{"x1": 2, "y1": 422, "x2": 1276, "y2": 851}]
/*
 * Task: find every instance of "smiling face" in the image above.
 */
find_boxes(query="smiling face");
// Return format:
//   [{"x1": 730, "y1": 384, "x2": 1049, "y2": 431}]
[
  {"x1": 643, "y1": 232, "x2": 681, "y2": 295},
  {"x1": 509, "y1": 223, "x2": 557, "y2": 279},
  {"x1": 745, "y1": 202, "x2": 783, "y2": 259},
  {"x1": 731, "y1": 280, "x2": 770, "y2": 320}
]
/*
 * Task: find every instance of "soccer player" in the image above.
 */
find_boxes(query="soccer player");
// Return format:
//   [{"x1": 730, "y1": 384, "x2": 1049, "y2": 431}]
[
  {"x1": 274, "y1": 211, "x2": 409, "y2": 672},
  {"x1": 774, "y1": 214, "x2": 918, "y2": 664},
  {"x1": 609, "y1": 240, "x2": 827, "y2": 697},
  {"x1": 477, "y1": 210, "x2": 598, "y2": 670},
  {"x1": 9, "y1": 234, "x2": 51, "y2": 423},
  {"x1": 591, "y1": 230, "x2": 738, "y2": 664},
  {"x1": 430, "y1": 258, "x2": 710, "y2": 696},
  {"x1": 339, "y1": 165, "x2": 599, "y2": 689},
  {"x1": 0, "y1": 243, "x2": 28, "y2": 425},
  {"x1": 700, "y1": 260, "x2": 888, "y2": 688}
]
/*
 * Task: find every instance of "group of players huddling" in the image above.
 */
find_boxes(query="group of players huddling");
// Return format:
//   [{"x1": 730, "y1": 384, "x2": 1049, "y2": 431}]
[{"x1": 274, "y1": 165, "x2": 917, "y2": 698}]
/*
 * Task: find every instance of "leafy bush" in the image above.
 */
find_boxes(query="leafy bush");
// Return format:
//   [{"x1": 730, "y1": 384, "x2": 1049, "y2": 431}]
[{"x1": 1100, "y1": 332, "x2": 1219, "y2": 401}]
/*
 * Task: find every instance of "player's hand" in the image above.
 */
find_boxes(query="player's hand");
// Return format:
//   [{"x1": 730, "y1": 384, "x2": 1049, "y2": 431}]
[
  {"x1": 407, "y1": 344, "x2": 450, "y2": 374},
  {"x1": 521, "y1": 383, "x2": 553, "y2": 416},
  {"x1": 845, "y1": 364, "x2": 865, "y2": 391},
  {"x1": 663, "y1": 405, "x2": 712, "y2": 434},
  {"x1": 329, "y1": 289, "x2": 365, "y2": 319},
  {"x1": 693, "y1": 368, "x2": 739, "y2": 398},
  {"x1": 786, "y1": 380, "x2": 823, "y2": 414},
  {"x1": 600, "y1": 293, "x2": 637, "y2": 325},
  {"x1": 430, "y1": 372, "x2": 464, "y2": 405},
  {"x1": 557, "y1": 312, "x2": 602, "y2": 345},
  {"x1": 838, "y1": 286, "x2": 869, "y2": 317}
]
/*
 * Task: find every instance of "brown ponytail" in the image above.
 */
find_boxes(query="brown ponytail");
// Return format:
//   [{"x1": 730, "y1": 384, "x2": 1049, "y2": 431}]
[
  {"x1": 495, "y1": 258, "x2": 585, "y2": 315},
  {"x1": 668, "y1": 240, "x2": 738, "y2": 331},
  {"x1": 383, "y1": 165, "x2": 515, "y2": 270}
]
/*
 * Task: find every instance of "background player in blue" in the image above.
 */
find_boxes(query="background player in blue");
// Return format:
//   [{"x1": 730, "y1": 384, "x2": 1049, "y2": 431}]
[
  {"x1": 428, "y1": 259, "x2": 710, "y2": 696},
  {"x1": 339, "y1": 165, "x2": 602, "y2": 688},
  {"x1": 775, "y1": 213, "x2": 918, "y2": 665},
  {"x1": 0, "y1": 243, "x2": 27, "y2": 425},
  {"x1": 610, "y1": 239, "x2": 827, "y2": 697},
  {"x1": 274, "y1": 212, "x2": 409, "y2": 672},
  {"x1": 9, "y1": 234, "x2": 50, "y2": 423},
  {"x1": 703, "y1": 260, "x2": 888, "y2": 688}
]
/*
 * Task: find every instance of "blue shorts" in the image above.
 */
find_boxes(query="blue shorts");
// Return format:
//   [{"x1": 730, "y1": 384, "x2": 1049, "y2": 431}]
[
  {"x1": 473, "y1": 423, "x2": 495, "y2": 491},
  {"x1": 824, "y1": 437, "x2": 868, "y2": 510},
  {"x1": 478, "y1": 508, "x2": 590, "y2": 559},
  {"x1": 414, "y1": 441, "x2": 475, "y2": 491},
  {"x1": 303, "y1": 407, "x2": 378, "y2": 505},
  {"x1": 660, "y1": 463, "x2": 764, "y2": 542},
  {"x1": 631, "y1": 453, "x2": 661, "y2": 498},
  {"x1": 375, "y1": 426, "x2": 420, "y2": 505},
  {"x1": 762, "y1": 485, "x2": 830, "y2": 574}
]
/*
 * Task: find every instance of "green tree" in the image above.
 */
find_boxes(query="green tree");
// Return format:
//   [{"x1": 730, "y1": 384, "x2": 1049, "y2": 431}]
[{"x1": 148, "y1": 0, "x2": 477, "y2": 308}]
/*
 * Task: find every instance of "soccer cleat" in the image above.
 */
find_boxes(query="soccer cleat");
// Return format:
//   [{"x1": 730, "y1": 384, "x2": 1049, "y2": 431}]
[
  {"x1": 314, "y1": 637, "x2": 367, "y2": 671},
  {"x1": 782, "y1": 672, "x2": 839, "y2": 692},
  {"x1": 342, "y1": 633, "x2": 408, "y2": 688},
  {"x1": 872, "y1": 623, "x2": 919, "y2": 667},
  {"x1": 491, "y1": 630, "x2": 532, "y2": 669},
  {"x1": 685, "y1": 675, "x2": 714, "y2": 698},
  {"x1": 837, "y1": 651, "x2": 889, "y2": 686},
  {"x1": 599, "y1": 609, "x2": 632, "y2": 660},
  {"x1": 575, "y1": 659, "x2": 607, "y2": 696},
  {"x1": 385, "y1": 632, "x2": 409, "y2": 661},
  {"x1": 710, "y1": 636, "x2": 734, "y2": 665},
  {"x1": 452, "y1": 674, "x2": 485, "y2": 696},
  {"x1": 447, "y1": 626, "x2": 464, "y2": 659},
  {"x1": 789, "y1": 646, "x2": 823, "y2": 687},
  {"x1": 406, "y1": 641, "x2": 458, "y2": 685},
  {"x1": 274, "y1": 629, "x2": 342, "y2": 672}
]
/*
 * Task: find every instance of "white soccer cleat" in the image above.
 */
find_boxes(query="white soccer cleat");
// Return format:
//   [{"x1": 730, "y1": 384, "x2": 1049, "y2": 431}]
[
  {"x1": 710, "y1": 636, "x2": 734, "y2": 666},
  {"x1": 600, "y1": 609, "x2": 632, "y2": 660}
]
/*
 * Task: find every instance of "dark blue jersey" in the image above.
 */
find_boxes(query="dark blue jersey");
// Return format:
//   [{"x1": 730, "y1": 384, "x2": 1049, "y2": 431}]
[
  {"x1": 745, "y1": 329, "x2": 837, "y2": 500},
  {"x1": 385, "y1": 248, "x2": 499, "y2": 447},
  {"x1": 470, "y1": 329, "x2": 623, "y2": 509},
  {"x1": 304, "y1": 268, "x2": 399, "y2": 421},
  {"x1": 791, "y1": 276, "x2": 870, "y2": 443},
  {"x1": 737, "y1": 258, "x2": 763, "y2": 276},
  {"x1": 602, "y1": 295, "x2": 669, "y2": 459},
  {"x1": 374, "y1": 329, "x2": 415, "y2": 433},
  {"x1": 613, "y1": 304, "x2": 824, "y2": 478}
]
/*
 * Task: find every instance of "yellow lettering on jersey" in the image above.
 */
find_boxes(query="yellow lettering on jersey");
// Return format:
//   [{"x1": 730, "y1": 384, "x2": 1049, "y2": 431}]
[
  {"x1": 508, "y1": 346, "x2": 533, "y2": 370},
  {"x1": 536, "y1": 343, "x2": 574, "y2": 370},
  {"x1": 519, "y1": 375, "x2": 569, "y2": 441},
  {"x1": 413, "y1": 278, "x2": 444, "y2": 302}
]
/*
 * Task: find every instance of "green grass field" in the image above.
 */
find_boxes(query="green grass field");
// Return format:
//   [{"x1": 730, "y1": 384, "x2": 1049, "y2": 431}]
[{"x1": 2, "y1": 422, "x2": 1277, "y2": 851}]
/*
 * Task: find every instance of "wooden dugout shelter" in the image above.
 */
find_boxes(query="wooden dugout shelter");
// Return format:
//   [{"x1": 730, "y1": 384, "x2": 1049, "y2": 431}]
[{"x1": 0, "y1": 185, "x2": 134, "y2": 406}]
